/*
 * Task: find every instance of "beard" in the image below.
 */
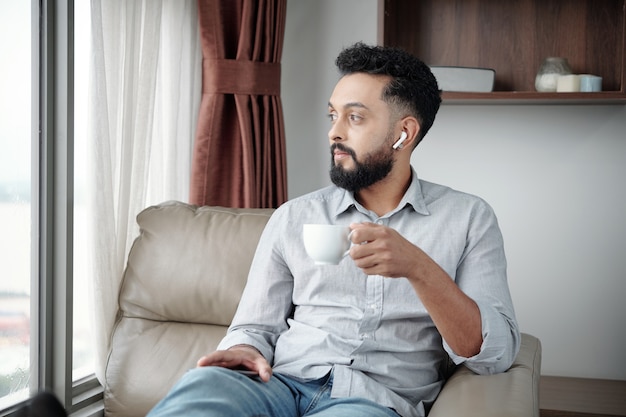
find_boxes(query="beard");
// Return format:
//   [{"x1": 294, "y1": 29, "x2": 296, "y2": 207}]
[{"x1": 329, "y1": 139, "x2": 395, "y2": 192}]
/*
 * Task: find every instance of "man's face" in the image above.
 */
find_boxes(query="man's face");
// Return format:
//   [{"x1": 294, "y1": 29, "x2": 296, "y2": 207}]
[{"x1": 327, "y1": 73, "x2": 397, "y2": 192}]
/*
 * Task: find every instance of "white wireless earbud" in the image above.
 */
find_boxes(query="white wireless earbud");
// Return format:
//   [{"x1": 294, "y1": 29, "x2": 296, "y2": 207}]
[{"x1": 392, "y1": 131, "x2": 408, "y2": 150}]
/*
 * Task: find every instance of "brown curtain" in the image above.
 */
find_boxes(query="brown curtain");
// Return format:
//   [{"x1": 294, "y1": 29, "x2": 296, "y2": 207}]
[{"x1": 190, "y1": 0, "x2": 288, "y2": 208}]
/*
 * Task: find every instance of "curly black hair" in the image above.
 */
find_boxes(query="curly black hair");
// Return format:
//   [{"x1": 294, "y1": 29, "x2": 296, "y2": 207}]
[{"x1": 335, "y1": 42, "x2": 441, "y2": 145}]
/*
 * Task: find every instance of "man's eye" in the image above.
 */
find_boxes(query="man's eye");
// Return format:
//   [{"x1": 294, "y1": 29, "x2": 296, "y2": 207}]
[
  {"x1": 327, "y1": 113, "x2": 338, "y2": 122},
  {"x1": 350, "y1": 114, "x2": 363, "y2": 122}
]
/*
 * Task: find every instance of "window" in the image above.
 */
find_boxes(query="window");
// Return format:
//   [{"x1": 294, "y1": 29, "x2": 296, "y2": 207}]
[
  {"x1": 73, "y1": 0, "x2": 95, "y2": 383},
  {"x1": 0, "y1": 0, "x2": 33, "y2": 410},
  {"x1": 1, "y1": 2, "x2": 198, "y2": 414},
  {"x1": 0, "y1": 0, "x2": 101, "y2": 415}
]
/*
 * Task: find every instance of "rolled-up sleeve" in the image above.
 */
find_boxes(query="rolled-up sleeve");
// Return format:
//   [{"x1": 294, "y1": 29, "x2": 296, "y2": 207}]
[{"x1": 445, "y1": 301, "x2": 520, "y2": 374}]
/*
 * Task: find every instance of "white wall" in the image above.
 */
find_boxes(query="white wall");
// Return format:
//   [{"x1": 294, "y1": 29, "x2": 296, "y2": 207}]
[
  {"x1": 282, "y1": 0, "x2": 379, "y2": 196},
  {"x1": 282, "y1": 0, "x2": 626, "y2": 380},
  {"x1": 416, "y1": 105, "x2": 626, "y2": 380}
]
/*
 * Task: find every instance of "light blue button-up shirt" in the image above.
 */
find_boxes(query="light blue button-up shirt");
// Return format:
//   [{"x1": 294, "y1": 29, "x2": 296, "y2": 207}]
[{"x1": 218, "y1": 169, "x2": 520, "y2": 417}]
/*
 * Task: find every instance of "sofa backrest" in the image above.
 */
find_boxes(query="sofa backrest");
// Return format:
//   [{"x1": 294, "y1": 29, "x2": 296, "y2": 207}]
[{"x1": 104, "y1": 201, "x2": 274, "y2": 417}]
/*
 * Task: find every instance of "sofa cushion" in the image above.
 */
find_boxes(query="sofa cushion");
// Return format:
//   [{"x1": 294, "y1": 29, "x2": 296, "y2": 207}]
[
  {"x1": 119, "y1": 201, "x2": 274, "y2": 325},
  {"x1": 105, "y1": 201, "x2": 274, "y2": 417}
]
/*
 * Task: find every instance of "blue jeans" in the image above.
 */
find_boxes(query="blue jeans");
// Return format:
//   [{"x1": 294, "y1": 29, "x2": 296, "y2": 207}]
[{"x1": 147, "y1": 367, "x2": 400, "y2": 417}]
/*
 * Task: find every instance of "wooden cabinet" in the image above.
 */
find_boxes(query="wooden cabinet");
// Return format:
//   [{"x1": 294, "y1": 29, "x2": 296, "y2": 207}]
[{"x1": 383, "y1": 0, "x2": 626, "y2": 103}]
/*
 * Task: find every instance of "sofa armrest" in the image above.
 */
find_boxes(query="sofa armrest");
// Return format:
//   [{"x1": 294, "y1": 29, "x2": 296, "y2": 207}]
[{"x1": 428, "y1": 333, "x2": 542, "y2": 417}]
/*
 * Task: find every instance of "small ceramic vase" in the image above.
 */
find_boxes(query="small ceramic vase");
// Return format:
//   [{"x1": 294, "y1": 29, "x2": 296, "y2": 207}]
[{"x1": 535, "y1": 57, "x2": 572, "y2": 92}]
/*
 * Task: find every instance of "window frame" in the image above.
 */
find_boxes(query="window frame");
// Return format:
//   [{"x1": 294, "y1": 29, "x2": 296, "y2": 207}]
[{"x1": 1, "y1": 1, "x2": 103, "y2": 415}]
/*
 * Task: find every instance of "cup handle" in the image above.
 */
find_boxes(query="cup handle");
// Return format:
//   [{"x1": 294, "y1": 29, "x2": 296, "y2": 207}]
[{"x1": 343, "y1": 230, "x2": 355, "y2": 258}]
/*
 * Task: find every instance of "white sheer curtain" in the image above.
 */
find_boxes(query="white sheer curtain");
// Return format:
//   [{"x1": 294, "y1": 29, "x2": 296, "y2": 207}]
[{"x1": 88, "y1": 0, "x2": 201, "y2": 382}]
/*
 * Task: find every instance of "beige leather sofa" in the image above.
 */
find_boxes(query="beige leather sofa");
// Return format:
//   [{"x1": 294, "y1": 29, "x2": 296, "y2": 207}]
[{"x1": 104, "y1": 201, "x2": 542, "y2": 417}]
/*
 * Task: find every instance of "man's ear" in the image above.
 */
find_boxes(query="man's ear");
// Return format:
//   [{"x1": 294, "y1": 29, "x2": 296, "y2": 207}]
[{"x1": 399, "y1": 117, "x2": 421, "y2": 150}]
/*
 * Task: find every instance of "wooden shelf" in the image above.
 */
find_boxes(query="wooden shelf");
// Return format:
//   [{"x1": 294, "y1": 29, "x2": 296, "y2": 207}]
[
  {"x1": 442, "y1": 91, "x2": 626, "y2": 104},
  {"x1": 540, "y1": 376, "x2": 626, "y2": 416},
  {"x1": 384, "y1": 0, "x2": 626, "y2": 104}
]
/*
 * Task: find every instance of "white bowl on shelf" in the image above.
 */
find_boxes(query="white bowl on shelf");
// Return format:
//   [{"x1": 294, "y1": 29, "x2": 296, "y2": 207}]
[{"x1": 429, "y1": 66, "x2": 495, "y2": 92}]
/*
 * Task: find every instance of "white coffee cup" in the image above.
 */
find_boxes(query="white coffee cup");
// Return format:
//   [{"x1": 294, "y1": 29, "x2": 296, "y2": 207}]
[{"x1": 303, "y1": 224, "x2": 351, "y2": 265}]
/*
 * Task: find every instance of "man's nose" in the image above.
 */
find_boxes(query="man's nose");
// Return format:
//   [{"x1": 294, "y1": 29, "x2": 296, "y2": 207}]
[{"x1": 328, "y1": 121, "x2": 345, "y2": 144}]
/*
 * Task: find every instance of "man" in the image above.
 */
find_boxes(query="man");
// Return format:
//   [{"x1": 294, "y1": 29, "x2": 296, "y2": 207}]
[{"x1": 148, "y1": 42, "x2": 520, "y2": 417}]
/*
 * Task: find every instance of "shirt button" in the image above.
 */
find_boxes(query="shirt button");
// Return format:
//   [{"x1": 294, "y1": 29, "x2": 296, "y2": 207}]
[{"x1": 376, "y1": 219, "x2": 384, "y2": 225}]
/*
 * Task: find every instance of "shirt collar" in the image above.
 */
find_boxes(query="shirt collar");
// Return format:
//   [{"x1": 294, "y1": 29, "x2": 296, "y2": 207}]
[{"x1": 332, "y1": 168, "x2": 430, "y2": 219}]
